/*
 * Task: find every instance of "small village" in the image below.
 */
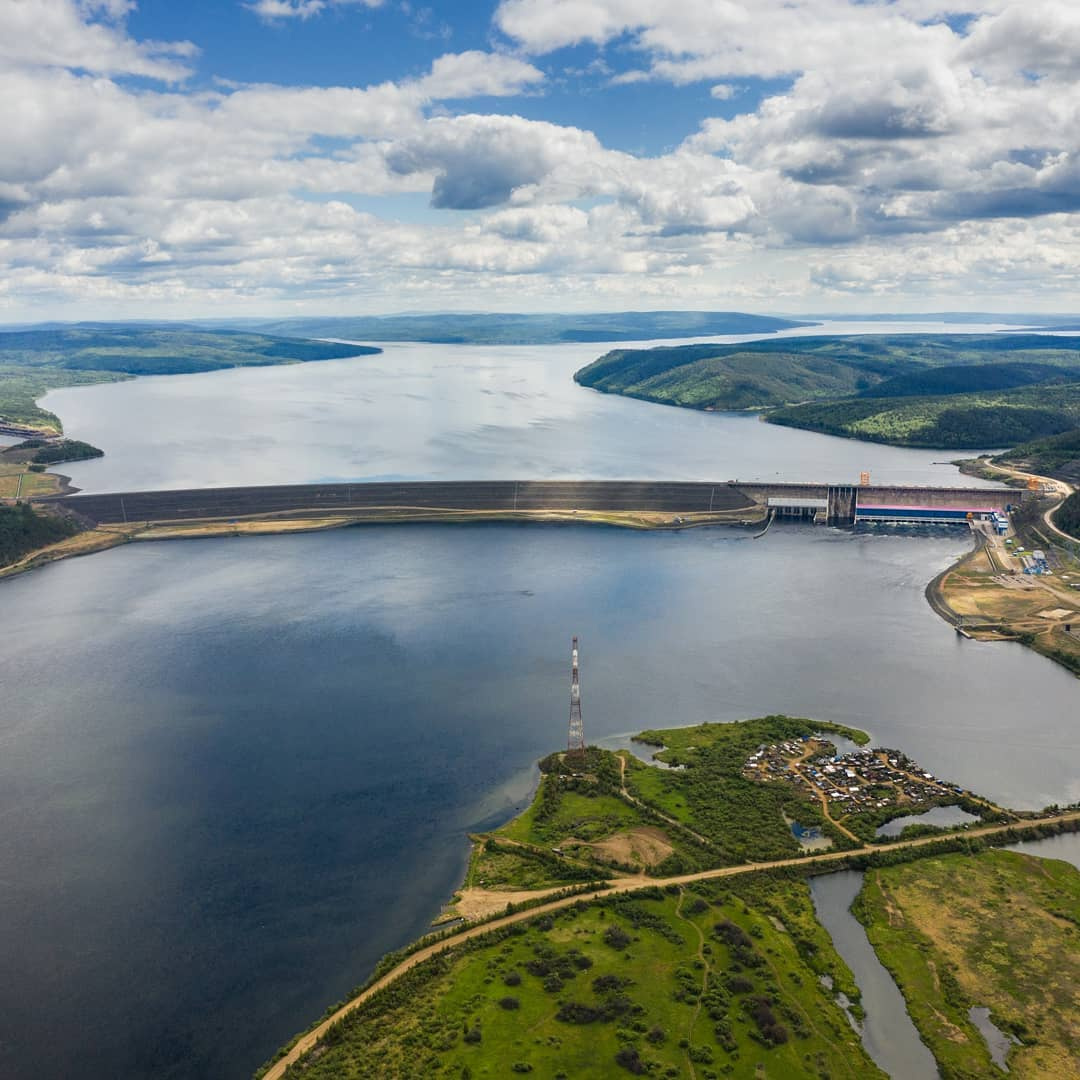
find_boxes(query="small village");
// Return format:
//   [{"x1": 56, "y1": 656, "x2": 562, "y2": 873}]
[{"x1": 743, "y1": 736, "x2": 967, "y2": 817}]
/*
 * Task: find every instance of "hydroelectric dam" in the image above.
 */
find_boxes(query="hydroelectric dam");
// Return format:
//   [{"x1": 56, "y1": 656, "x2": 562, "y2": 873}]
[{"x1": 40, "y1": 479, "x2": 1021, "y2": 529}]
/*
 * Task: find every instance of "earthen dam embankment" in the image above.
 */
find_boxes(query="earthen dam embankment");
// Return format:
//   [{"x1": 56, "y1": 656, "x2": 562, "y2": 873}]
[{"x1": 39, "y1": 479, "x2": 1018, "y2": 527}]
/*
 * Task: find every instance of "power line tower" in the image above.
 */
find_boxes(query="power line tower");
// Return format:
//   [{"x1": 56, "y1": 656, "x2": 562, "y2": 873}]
[{"x1": 568, "y1": 635, "x2": 585, "y2": 757}]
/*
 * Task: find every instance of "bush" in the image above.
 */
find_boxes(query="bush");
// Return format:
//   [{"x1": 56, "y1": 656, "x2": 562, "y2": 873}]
[
  {"x1": 503, "y1": 970, "x2": 522, "y2": 986},
  {"x1": 463, "y1": 1027, "x2": 481, "y2": 1044},
  {"x1": 499, "y1": 996, "x2": 520, "y2": 1010},
  {"x1": 604, "y1": 925, "x2": 631, "y2": 950},
  {"x1": 646, "y1": 1026, "x2": 666, "y2": 1044},
  {"x1": 511, "y1": 1064, "x2": 533, "y2": 1074},
  {"x1": 614, "y1": 1047, "x2": 647, "y2": 1074},
  {"x1": 556, "y1": 1002, "x2": 603, "y2": 1024}
]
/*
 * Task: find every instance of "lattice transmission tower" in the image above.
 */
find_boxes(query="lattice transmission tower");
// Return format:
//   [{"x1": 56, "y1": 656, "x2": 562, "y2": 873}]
[{"x1": 568, "y1": 635, "x2": 585, "y2": 755}]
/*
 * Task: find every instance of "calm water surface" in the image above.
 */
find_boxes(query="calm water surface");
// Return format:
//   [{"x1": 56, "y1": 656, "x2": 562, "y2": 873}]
[
  {"x1": 42, "y1": 322, "x2": 1011, "y2": 493},
  {"x1": 2, "y1": 525, "x2": 1079, "y2": 1079},
  {"x1": 810, "y1": 871, "x2": 940, "y2": 1079}
]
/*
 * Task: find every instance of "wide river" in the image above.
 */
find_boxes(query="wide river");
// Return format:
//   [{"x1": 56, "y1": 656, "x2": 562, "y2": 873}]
[{"x1": 1, "y1": 323, "x2": 1077, "y2": 1079}]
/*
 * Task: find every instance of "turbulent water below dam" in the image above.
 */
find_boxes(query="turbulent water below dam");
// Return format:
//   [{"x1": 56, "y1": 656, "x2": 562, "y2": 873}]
[{"x1": 1, "y1": 322, "x2": 1075, "y2": 1079}]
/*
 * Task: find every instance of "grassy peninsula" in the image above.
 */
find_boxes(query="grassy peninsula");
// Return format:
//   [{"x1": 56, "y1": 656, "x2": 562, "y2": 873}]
[
  {"x1": 260, "y1": 716, "x2": 1079, "y2": 1080},
  {"x1": 574, "y1": 334, "x2": 1080, "y2": 449},
  {"x1": 0, "y1": 326, "x2": 379, "y2": 433}
]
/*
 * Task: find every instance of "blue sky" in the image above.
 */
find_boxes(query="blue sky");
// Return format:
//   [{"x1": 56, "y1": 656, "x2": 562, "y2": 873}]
[{"x1": 2, "y1": 0, "x2": 1080, "y2": 319}]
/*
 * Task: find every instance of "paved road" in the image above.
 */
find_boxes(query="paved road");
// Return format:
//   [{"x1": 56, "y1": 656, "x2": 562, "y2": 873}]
[{"x1": 260, "y1": 810, "x2": 1080, "y2": 1080}]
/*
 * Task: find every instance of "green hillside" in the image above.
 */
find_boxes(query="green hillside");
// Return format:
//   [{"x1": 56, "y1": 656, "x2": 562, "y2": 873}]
[
  {"x1": 769, "y1": 385, "x2": 1080, "y2": 449},
  {"x1": 574, "y1": 334, "x2": 1080, "y2": 449},
  {"x1": 996, "y1": 427, "x2": 1080, "y2": 483}
]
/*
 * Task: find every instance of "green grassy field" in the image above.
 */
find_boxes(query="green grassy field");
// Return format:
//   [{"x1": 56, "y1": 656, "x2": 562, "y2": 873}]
[
  {"x1": 273, "y1": 874, "x2": 883, "y2": 1079},
  {"x1": 468, "y1": 748, "x2": 707, "y2": 889},
  {"x1": 855, "y1": 849, "x2": 1080, "y2": 1080}
]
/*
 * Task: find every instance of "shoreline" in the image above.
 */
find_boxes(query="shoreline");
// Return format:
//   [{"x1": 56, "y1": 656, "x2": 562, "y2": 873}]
[{"x1": 0, "y1": 504, "x2": 767, "y2": 583}]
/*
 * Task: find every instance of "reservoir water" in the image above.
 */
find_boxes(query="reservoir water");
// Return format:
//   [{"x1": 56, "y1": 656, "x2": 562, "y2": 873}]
[
  {"x1": 41, "y1": 321, "x2": 1013, "y2": 494},
  {"x1": 2, "y1": 525, "x2": 1079, "y2": 1079},
  {"x1": 2, "y1": 322, "x2": 1075, "y2": 1078}
]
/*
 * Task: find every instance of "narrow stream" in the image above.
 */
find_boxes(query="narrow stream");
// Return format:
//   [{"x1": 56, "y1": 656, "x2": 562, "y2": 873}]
[
  {"x1": 809, "y1": 832, "x2": 1080, "y2": 1078},
  {"x1": 809, "y1": 871, "x2": 940, "y2": 1079}
]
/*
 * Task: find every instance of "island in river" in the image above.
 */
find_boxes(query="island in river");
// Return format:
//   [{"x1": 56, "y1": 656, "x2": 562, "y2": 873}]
[{"x1": 258, "y1": 717, "x2": 1080, "y2": 1080}]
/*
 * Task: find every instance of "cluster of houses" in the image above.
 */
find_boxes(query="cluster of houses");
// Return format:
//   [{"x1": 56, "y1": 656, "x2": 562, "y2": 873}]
[{"x1": 743, "y1": 737, "x2": 962, "y2": 816}]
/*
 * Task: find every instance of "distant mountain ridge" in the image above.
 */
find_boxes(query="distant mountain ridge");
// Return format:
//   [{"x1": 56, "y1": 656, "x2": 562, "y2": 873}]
[{"x1": 230, "y1": 310, "x2": 814, "y2": 345}]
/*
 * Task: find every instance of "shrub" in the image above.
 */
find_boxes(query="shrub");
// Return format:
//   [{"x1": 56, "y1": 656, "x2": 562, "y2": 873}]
[
  {"x1": 614, "y1": 1047, "x2": 646, "y2": 1075},
  {"x1": 604, "y1": 925, "x2": 631, "y2": 950},
  {"x1": 463, "y1": 1027, "x2": 482, "y2": 1044},
  {"x1": 503, "y1": 970, "x2": 522, "y2": 986},
  {"x1": 499, "y1": 996, "x2": 520, "y2": 1010},
  {"x1": 556, "y1": 1002, "x2": 603, "y2": 1024},
  {"x1": 646, "y1": 1026, "x2": 666, "y2": 1045}
]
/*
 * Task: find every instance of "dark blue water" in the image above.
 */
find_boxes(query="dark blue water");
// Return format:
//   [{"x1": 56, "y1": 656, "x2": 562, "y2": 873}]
[{"x1": 2, "y1": 524, "x2": 1079, "y2": 1079}]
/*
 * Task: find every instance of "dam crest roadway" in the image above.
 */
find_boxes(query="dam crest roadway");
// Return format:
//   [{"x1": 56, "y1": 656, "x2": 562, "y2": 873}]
[{"x1": 40, "y1": 479, "x2": 1021, "y2": 529}]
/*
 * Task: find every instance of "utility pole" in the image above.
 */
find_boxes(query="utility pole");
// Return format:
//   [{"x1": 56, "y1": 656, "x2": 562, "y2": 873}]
[{"x1": 568, "y1": 635, "x2": 585, "y2": 756}]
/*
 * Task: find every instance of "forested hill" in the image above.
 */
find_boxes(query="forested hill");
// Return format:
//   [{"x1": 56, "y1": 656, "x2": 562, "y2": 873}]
[
  {"x1": 996, "y1": 428, "x2": 1080, "y2": 484},
  {"x1": 0, "y1": 326, "x2": 380, "y2": 433},
  {"x1": 574, "y1": 334, "x2": 1080, "y2": 449},
  {"x1": 247, "y1": 310, "x2": 812, "y2": 345},
  {"x1": 0, "y1": 326, "x2": 378, "y2": 374}
]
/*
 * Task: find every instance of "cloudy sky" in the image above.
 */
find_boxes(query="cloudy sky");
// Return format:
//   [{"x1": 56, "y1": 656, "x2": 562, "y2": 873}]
[{"x1": 3, "y1": 0, "x2": 1080, "y2": 320}]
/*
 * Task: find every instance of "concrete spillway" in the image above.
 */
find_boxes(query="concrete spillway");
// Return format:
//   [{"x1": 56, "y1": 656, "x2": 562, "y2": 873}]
[{"x1": 39, "y1": 479, "x2": 1020, "y2": 527}]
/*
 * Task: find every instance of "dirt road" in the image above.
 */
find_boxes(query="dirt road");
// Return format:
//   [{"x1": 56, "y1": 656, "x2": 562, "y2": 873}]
[{"x1": 260, "y1": 810, "x2": 1080, "y2": 1080}]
